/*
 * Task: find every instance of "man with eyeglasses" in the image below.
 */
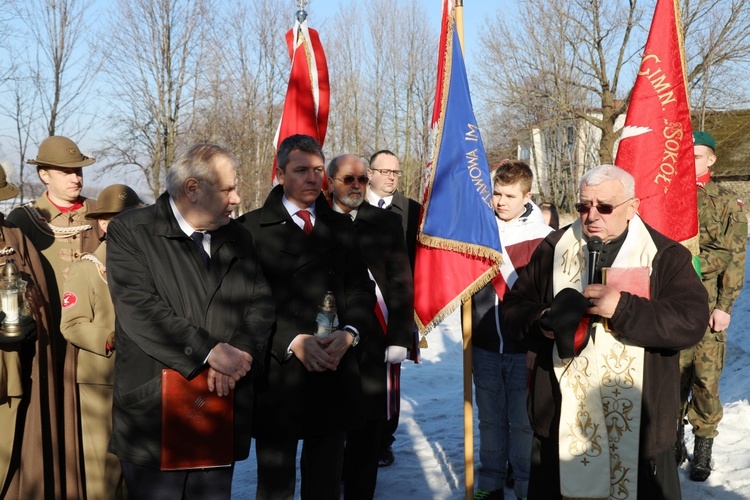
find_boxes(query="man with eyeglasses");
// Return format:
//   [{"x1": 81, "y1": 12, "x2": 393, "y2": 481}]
[
  {"x1": 327, "y1": 154, "x2": 413, "y2": 499},
  {"x1": 502, "y1": 165, "x2": 708, "y2": 499},
  {"x1": 676, "y1": 131, "x2": 747, "y2": 481},
  {"x1": 366, "y1": 150, "x2": 421, "y2": 467}
]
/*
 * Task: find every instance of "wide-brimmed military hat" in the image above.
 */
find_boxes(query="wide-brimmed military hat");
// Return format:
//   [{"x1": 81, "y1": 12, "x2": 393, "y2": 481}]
[
  {"x1": 27, "y1": 136, "x2": 95, "y2": 168},
  {"x1": 0, "y1": 166, "x2": 19, "y2": 202},
  {"x1": 86, "y1": 184, "x2": 143, "y2": 219},
  {"x1": 693, "y1": 131, "x2": 716, "y2": 152}
]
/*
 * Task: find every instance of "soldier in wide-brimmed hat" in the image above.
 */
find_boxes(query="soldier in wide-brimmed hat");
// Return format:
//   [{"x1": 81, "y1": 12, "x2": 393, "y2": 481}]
[
  {"x1": 61, "y1": 184, "x2": 144, "y2": 500},
  {"x1": 6, "y1": 135, "x2": 104, "y2": 498}
]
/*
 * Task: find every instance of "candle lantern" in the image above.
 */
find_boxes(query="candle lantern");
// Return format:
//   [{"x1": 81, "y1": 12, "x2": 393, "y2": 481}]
[
  {"x1": 0, "y1": 258, "x2": 29, "y2": 337},
  {"x1": 314, "y1": 290, "x2": 338, "y2": 338}
]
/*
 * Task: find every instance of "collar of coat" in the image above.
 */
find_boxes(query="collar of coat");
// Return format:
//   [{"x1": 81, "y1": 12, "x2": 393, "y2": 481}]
[
  {"x1": 259, "y1": 184, "x2": 336, "y2": 227},
  {"x1": 152, "y1": 192, "x2": 238, "y2": 251}
]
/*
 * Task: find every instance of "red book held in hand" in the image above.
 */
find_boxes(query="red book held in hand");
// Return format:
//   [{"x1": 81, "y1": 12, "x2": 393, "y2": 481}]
[
  {"x1": 160, "y1": 368, "x2": 233, "y2": 470},
  {"x1": 603, "y1": 266, "x2": 651, "y2": 299}
]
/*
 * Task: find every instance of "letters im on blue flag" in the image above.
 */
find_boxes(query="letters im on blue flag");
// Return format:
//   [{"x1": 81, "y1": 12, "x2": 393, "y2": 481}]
[{"x1": 420, "y1": 28, "x2": 502, "y2": 258}]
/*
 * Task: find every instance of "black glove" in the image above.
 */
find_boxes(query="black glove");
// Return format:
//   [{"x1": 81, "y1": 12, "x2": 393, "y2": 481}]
[{"x1": 541, "y1": 288, "x2": 591, "y2": 359}]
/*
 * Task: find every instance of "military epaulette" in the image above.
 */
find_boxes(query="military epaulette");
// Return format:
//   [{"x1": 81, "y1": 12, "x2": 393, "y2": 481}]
[{"x1": 81, "y1": 252, "x2": 107, "y2": 284}]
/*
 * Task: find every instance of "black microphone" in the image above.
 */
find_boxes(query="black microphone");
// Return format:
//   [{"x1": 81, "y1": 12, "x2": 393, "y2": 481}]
[{"x1": 587, "y1": 236, "x2": 603, "y2": 285}]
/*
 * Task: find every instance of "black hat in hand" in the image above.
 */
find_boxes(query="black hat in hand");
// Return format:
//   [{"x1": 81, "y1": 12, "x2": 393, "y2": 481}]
[{"x1": 548, "y1": 288, "x2": 591, "y2": 359}]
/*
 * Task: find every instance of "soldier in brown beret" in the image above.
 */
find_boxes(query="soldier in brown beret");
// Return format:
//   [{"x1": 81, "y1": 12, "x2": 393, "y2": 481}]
[
  {"x1": 7, "y1": 135, "x2": 104, "y2": 498},
  {"x1": 61, "y1": 184, "x2": 144, "y2": 500}
]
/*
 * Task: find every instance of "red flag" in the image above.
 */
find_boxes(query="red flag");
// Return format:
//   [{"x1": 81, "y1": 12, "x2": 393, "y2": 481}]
[
  {"x1": 615, "y1": 0, "x2": 697, "y2": 252},
  {"x1": 272, "y1": 14, "x2": 329, "y2": 188},
  {"x1": 413, "y1": 0, "x2": 503, "y2": 335}
]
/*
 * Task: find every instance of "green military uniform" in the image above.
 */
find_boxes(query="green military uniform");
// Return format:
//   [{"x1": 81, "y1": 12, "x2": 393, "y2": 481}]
[
  {"x1": 61, "y1": 242, "x2": 124, "y2": 499},
  {"x1": 680, "y1": 179, "x2": 747, "y2": 438}
]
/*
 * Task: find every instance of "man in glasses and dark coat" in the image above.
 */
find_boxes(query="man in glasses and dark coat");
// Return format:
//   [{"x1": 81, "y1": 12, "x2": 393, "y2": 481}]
[
  {"x1": 326, "y1": 154, "x2": 414, "y2": 499},
  {"x1": 501, "y1": 164, "x2": 709, "y2": 500}
]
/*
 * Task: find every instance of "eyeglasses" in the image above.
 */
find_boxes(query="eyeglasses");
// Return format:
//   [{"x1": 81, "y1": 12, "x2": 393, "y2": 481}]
[
  {"x1": 370, "y1": 168, "x2": 402, "y2": 178},
  {"x1": 575, "y1": 198, "x2": 633, "y2": 215},
  {"x1": 332, "y1": 175, "x2": 369, "y2": 185}
]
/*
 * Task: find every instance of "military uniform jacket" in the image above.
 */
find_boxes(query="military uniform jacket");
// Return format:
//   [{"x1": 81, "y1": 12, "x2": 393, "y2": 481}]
[
  {"x1": 7, "y1": 194, "x2": 103, "y2": 306},
  {"x1": 60, "y1": 242, "x2": 116, "y2": 385},
  {"x1": 106, "y1": 193, "x2": 275, "y2": 468},
  {"x1": 240, "y1": 186, "x2": 376, "y2": 438},
  {"x1": 698, "y1": 180, "x2": 747, "y2": 317},
  {"x1": 353, "y1": 202, "x2": 414, "y2": 418}
]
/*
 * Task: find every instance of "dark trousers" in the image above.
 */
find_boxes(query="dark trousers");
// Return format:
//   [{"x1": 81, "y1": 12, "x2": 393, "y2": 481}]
[
  {"x1": 255, "y1": 431, "x2": 346, "y2": 500},
  {"x1": 120, "y1": 460, "x2": 234, "y2": 499},
  {"x1": 344, "y1": 417, "x2": 384, "y2": 500},
  {"x1": 380, "y1": 362, "x2": 402, "y2": 450},
  {"x1": 528, "y1": 434, "x2": 681, "y2": 500}
]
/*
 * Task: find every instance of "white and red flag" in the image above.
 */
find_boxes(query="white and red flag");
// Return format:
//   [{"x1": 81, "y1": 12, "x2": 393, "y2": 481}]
[
  {"x1": 615, "y1": 0, "x2": 697, "y2": 254},
  {"x1": 272, "y1": 12, "x2": 330, "y2": 188}
]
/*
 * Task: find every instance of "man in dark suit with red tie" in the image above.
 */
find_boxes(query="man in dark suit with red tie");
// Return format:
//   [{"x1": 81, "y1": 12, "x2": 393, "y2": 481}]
[
  {"x1": 240, "y1": 135, "x2": 375, "y2": 500},
  {"x1": 366, "y1": 150, "x2": 421, "y2": 466},
  {"x1": 327, "y1": 154, "x2": 414, "y2": 499}
]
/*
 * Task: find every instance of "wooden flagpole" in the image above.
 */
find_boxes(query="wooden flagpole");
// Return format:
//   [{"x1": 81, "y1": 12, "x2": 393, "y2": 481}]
[{"x1": 455, "y1": 4, "x2": 474, "y2": 498}]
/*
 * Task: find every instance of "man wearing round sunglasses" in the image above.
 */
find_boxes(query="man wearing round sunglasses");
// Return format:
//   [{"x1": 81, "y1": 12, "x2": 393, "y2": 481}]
[
  {"x1": 502, "y1": 164, "x2": 708, "y2": 499},
  {"x1": 327, "y1": 154, "x2": 413, "y2": 499}
]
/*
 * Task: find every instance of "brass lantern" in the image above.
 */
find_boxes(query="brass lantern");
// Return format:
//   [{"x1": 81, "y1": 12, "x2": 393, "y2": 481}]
[{"x1": 0, "y1": 258, "x2": 29, "y2": 337}]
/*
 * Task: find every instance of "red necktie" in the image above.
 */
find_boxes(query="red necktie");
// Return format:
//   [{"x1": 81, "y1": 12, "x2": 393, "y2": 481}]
[{"x1": 296, "y1": 210, "x2": 313, "y2": 236}]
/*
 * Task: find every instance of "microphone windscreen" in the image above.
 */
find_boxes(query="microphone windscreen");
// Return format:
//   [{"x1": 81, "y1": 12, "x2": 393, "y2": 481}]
[{"x1": 588, "y1": 236, "x2": 603, "y2": 252}]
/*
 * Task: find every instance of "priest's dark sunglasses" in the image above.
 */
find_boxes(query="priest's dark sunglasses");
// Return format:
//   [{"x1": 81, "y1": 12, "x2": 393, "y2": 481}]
[
  {"x1": 575, "y1": 198, "x2": 632, "y2": 215},
  {"x1": 332, "y1": 175, "x2": 369, "y2": 185}
]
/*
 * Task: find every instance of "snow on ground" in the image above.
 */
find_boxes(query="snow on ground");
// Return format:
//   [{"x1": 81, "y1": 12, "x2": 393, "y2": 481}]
[{"x1": 232, "y1": 257, "x2": 750, "y2": 499}]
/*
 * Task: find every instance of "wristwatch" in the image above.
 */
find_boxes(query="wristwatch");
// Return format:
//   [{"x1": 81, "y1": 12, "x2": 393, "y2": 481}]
[{"x1": 343, "y1": 326, "x2": 360, "y2": 347}]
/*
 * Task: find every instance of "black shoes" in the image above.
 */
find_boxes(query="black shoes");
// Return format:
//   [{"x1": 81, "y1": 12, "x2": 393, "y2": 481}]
[
  {"x1": 378, "y1": 445, "x2": 395, "y2": 467},
  {"x1": 690, "y1": 436, "x2": 713, "y2": 482}
]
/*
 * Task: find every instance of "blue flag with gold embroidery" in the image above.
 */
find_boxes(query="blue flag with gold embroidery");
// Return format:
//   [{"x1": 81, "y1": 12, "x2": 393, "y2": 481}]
[{"x1": 414, "y1": 3, "x2": 503, "y2": 335}]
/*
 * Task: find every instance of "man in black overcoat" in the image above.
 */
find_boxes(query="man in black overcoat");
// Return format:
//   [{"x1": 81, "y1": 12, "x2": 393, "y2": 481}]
[
  {"x1": 366, "y1": 149, "x2": 421, "y2": 465},
  {"x1": 327, "y1": 154, "x2": 414, "y2": 499},
  {"x1": 240, "y1": 136, "x2": 375, "y2": 500},
  {"x1": 106, "y1": 144, "x2": 275, "y2": 498}
]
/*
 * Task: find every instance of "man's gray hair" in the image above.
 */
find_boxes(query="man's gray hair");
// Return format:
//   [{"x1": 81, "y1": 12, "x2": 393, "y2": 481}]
[
  {"x1": 166, "y1": 144, "x2": 238, "y2": 199},
  {"x1": 579, "y1": 165, "x2": 636, "y2": 199}
]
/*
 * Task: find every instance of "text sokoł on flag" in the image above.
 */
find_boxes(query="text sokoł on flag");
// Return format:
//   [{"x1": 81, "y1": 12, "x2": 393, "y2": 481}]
[{"x1": 615, "y1": 0, "x2": 697, "y2": 255}]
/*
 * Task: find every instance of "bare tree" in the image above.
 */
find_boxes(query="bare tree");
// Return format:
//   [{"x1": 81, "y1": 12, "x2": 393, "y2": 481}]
[
  {"x1": 0, "y1": 67, "x2": 41, "y2": 203},
  {"x1": 324, "y1": 0, "x2": 434, "y2": 200},
  {"x1": 99, "y1": 0, "x2": 211, "y2": 200},
  {"x1": 14, "y1": 0, "x2": 99, "y2": 137},
  {"x1": 477, "y1": 0, "x2": 750, "y2": 205},
  {"x1": 188, "y1": 0, "x2": 288, "y2": 212},
  {"x1": 683, "y1": 0, "x2": 750, "y2": 126}
]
